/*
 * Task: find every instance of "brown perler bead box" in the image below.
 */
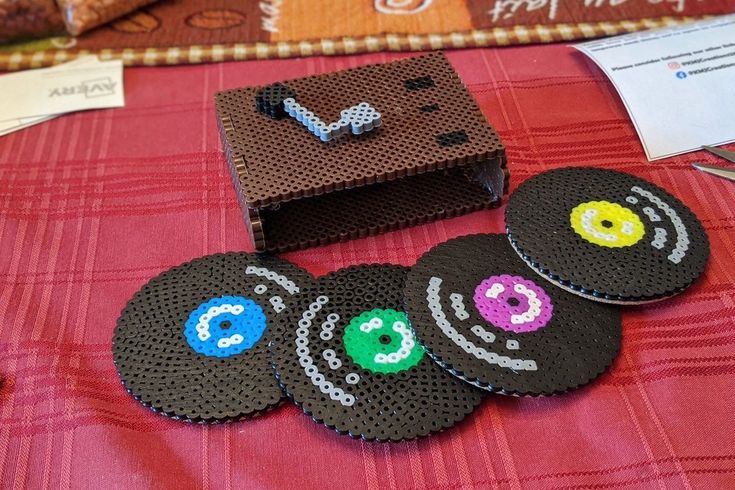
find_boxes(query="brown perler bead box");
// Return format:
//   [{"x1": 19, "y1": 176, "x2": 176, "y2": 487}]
[{"x1": 215, "y1": 52, "x2": 508, "y2": 253}]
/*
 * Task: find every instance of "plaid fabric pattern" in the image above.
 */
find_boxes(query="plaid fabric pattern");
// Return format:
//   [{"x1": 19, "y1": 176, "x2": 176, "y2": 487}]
[{"x1": 1, "y1": 47, "x2": 734, "y2": 489}]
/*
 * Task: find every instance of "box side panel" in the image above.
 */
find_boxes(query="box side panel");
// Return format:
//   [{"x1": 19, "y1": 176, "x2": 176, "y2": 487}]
[
  {"x1": 260, "y1": 157, "x2": 509, "y2": 253},
  {"x1": 215, "y1": 109, "x2": 267, "y2": 251}
]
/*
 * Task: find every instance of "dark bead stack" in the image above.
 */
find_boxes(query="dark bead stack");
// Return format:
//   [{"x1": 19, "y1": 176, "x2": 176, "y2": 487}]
[
  {"x1": 436, "y1": 130, "x2": 469, "y2": 147},
  {"x1": 403, "y1": 75, "x2": 435, "y2": 91},
  {"x1": 255, "y1": 83, "x2": 296, "y2": 119}
]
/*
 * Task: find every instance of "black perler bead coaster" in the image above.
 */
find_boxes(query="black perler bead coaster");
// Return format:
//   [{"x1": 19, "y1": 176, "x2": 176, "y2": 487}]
[
  {"x1": 112, "y1": 252, "x2": 314, "y2": 423},
  {"x1": 270, "y1": 264, "x2": 485, "y2": 441},
  {"x1": 404, "y1": 234, "x2": 621, "y2": 396},
  {"x1": 505, "y1": 167, "x2": 710, "y2": 304}
]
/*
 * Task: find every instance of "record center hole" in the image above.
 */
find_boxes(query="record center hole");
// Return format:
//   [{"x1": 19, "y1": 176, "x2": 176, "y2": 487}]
[
  {"x1": 379, "y1": 335, "x2": 392, "y2": 345},
  {"x1": 601, "y1": 220, "x2": 613, "y2": 228},
  {"x1": 219, "y1": 321, "x2": 231, "y2": 330},
  {"x1": 507, "y1": 297, "x2": 520, "y2": 307}
]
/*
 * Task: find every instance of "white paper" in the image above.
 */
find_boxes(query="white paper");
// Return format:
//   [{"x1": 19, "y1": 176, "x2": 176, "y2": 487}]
[
  {"x1": 0, "y1": 115, "x2": 56, "y2": 136},
  {"x1": 0, "y1": 59, "x2": 101, "y2": 135},
  {"x1": 574, "y1": 15, "x2": 735, "y2": 161},
  {"x1": 0, "y1": 57, "x2": 124, "y2": 124}
]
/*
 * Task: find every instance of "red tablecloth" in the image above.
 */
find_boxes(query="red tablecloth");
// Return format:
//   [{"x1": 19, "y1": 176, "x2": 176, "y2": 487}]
[{"x1": 1, "y1": 46, "x2": 734, "y2": 489}]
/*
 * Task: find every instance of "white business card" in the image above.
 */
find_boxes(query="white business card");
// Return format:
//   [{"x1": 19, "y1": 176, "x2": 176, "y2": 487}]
[
  {"x1": 0, "y1": 58, "x2": 102, "y2": 135},
  {"x1": 0, "y1": 57, "x2": 125, "y2": 126},
  {"x1": 575, "y1": 15, "x2": 735, "y2": 161},
  {"x1": 0, "y1": 115, "x2": 57, "y2": 136}
]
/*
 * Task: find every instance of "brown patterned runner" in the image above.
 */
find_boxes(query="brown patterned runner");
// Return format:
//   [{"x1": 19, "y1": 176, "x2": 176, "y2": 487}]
[{"x1": 1, "y1": 0, "x2": 733, "y2": 70}]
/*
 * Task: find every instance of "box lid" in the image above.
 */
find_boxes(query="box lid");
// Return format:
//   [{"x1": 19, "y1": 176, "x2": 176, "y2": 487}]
[{"x1": 215, "y1": 52, "x2": 504, "y2": 209}]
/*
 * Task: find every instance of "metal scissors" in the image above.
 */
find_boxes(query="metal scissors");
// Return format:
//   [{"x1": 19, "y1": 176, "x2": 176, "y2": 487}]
[{"x1": 692, "y1": 145, "x2": 735, "y2": 182}]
